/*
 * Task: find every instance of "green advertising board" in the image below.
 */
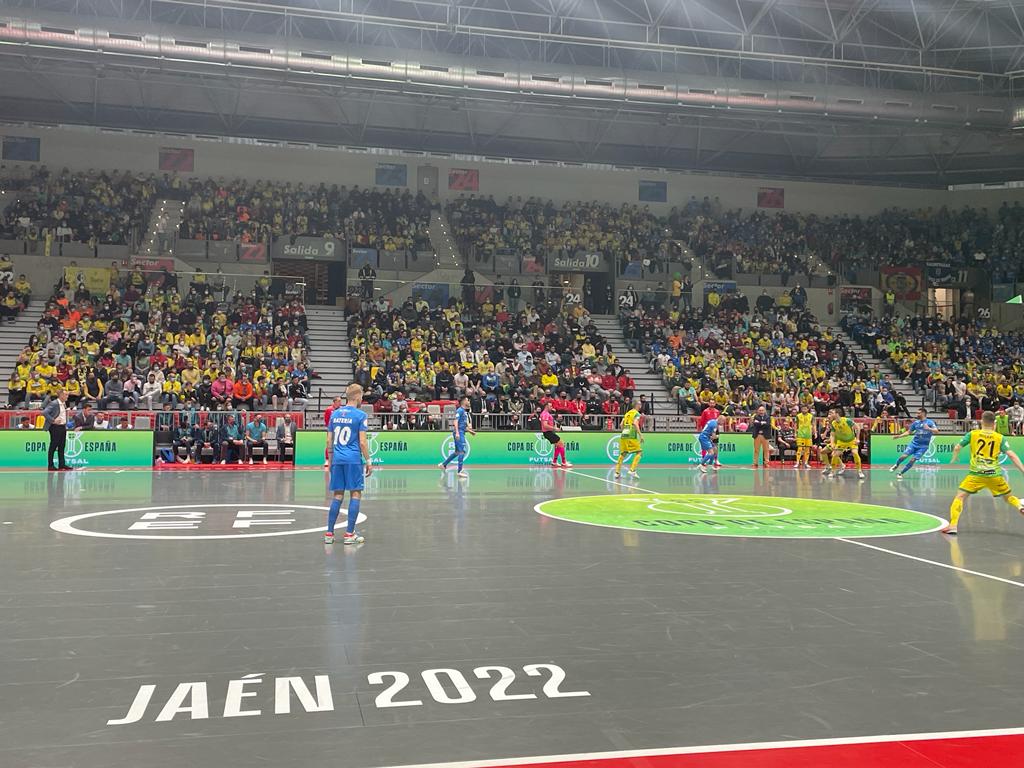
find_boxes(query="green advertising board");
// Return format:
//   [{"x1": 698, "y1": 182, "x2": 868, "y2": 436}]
[
  {"x1": 869, "y1": 434, "x2": 997, "y2": 468},
  {"x1": 0, "y1": 430, "x2": 154, "y2": 469},
  {"x1": 296, "y1": 430, "x2": 754, "y2": 466}
]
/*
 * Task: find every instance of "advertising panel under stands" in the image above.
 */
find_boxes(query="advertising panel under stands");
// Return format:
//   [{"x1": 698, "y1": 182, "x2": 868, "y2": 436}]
[
  {"x1": 296, "y1": 431, "x2": 755, "y2": 466},
  {"x1": 0, "y1": 430, "x2": 154, "y2": 469}
]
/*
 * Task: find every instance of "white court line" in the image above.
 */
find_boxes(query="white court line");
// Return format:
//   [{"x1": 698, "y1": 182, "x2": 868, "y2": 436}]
[
  {"x1": 563, "y1": 468, "x2": 1024, "y2": 588},
  {"x1": 838, "y1": 537, "x2": 1024, "y2": 588},
  {"x1": 377, "y1": 726, "x2": 1024, "y2": 768}
]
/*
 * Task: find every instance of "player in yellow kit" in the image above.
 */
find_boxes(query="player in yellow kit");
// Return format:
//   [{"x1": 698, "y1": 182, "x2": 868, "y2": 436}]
[
  {"x1": 794, "y1": 404, "x2": 814, "y2": 469},
  {"x1": 944, "y1": 410, "x2": 1024, "y2": 535},
  {"x1": 826, "y1": 407, "x2": 865, "y2": 479},
  {"x1": 614, "y1": 405, "x2": 643, "y2": 480}
]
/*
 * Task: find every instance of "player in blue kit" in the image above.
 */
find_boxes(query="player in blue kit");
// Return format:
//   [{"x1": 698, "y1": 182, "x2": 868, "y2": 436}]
[
  {"x1": 697, "y1": 417, "x2": 718, "y2": 473},
  {"x1": 890, "y1": 408, "x2": 938, "y2": 478},
  {"x1": 325, "y1": 383, "x2": 372, "y2": 545},
  {"x1": 439, "y1": 395, "x2": 475, "y2": 477}
]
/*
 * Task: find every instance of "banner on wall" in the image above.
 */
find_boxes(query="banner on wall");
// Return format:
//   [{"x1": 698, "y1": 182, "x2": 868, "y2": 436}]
[
  {"x1": 880, "y1": 266, "x2": 923, "y2": 301},
  {"x1": 411, "y1": 282, "x2": 450, "y2": 306},
  {"x1": 926, "y1": 262, "x2": 968, "y2": 287},
  {"x1": 2, "y1": 136, "x2": 41, "y2": 162},
  {"x1": 869, "y1": 435, "x2": 977, "y2": 468},
  {"x1": 0, "y1": 430, "x2": 154, "y2": 469},
  {"x1": 448, "y1": 168, "x2": 479, "y2": 191},
  {"x1": 840, "y1": 286, "x2": 872, "y2": 313},
  {"x1": 638, "y1": 180, "x2": 667, "y2": 203},
  {"x1": 549, "y1": 251, "x2": 608, "y2": 273},
  {"x1": 757, "y1": 187, "x2": 785, "y2": 209},
  {"x1": 349, "y1": 248, "x2": 377, "y2": 268},
  {"x1": 238, "y1": 243, "x2": 267, "y2": 263},
  {"x1": 296, "y1": 431, "x2": 755, "y2": 466},
  {"x1": 272, "y1": 237, "x2": 343, "y2": 261},
  {"x1": 125, "y1": 256, "x2": 176, "y2": 273},
  {"x1": 64, "y1": 266, "x2": 111, "y2": 295},
  {"x1": 375, "y1": 162, "x2": 408, "y2": 187},
  {"x1": 158, "y1": 147, "x2": 195, "y2": 172},
  {"x1": 703, "y1": 280, "x2": 737, "y2": 298}
]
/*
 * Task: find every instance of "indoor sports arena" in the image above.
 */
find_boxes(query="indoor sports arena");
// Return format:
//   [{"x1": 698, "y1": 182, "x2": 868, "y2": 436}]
[{"x1": 3, "y1": 1, "x2": 1024, "y2": 767}]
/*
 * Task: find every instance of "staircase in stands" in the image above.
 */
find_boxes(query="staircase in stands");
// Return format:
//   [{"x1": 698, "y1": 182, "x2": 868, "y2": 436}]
[
  {"x1": 0, "y1": 300, "x2": 43, "y2": 399},
  {"x1": 304, "y1": 305, "x2": 351, "y2": 423},
  {"x1": 429, "y1": 209, "x2": 462, "y2": 270},
  {"x1": 588, "y1": 314, "x2": 680, "y2": 422},
  {"x1": 138, "y1": 199, "x2": 186, "y2": 260}
]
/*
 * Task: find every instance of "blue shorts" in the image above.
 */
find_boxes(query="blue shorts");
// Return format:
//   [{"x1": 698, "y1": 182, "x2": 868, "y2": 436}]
[
  {"x1": 903, "y1": 442, "x2": 930, "y2": 460},
  {"x1": 698, "y1": 435, "x2": 714, "y2": 452},
  {"x1": 330, "y1": 463, "x2": 365, "y2": 492},
  {"x1": 449, "y1": 437, "x2": 467, "y2": 453}
]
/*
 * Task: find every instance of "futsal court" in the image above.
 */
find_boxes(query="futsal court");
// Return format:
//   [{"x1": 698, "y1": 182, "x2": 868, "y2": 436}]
[{"x1": 3, "y1": 464, "x2": 1024, "y2": 768}]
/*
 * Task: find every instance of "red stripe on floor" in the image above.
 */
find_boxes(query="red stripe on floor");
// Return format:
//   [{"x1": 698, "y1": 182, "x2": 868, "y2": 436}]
[{"x1": 477, "y1": 734, "x2": 1024, "y2": 768}]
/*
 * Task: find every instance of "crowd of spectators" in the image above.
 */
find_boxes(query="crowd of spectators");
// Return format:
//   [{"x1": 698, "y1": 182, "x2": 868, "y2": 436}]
[
  {"x1": 624, "y1": 298, "x2": 918, "y2": 428},
  {"x1": 0, "y1": 165, "x2": 157, "y2": 247},
  {"x1": 177, "y1": 181, "x2": 432, "y2": 251},
  {"x1": 447, "y1": 196, "x2": 673, "y2": 272},
  {"x1": 0, "y1": 254, "x2": 31, "y2": 323},
  {"x1": 346, "y1": 292, "x2": 648, "y2": 430},
  {"x1": 676, "y1": 202, "x2": 1024, "y2": 283},
  {"x1": 5, "y1": 265, "x2": 316, "y2": 440},
  {"x1": 843, "y1": 312, "x2": 1024, "y2": 420},
  {"x1": 448, "y1": 191, "x2": 1024, "y2": 285}
]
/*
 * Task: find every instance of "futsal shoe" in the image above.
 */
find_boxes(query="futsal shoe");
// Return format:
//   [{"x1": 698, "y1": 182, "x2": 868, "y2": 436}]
[
  {"x1": 698, "y1": 464, "x2": 708, "y2": 474},
  {"x1": 628, "y1": 470, "x2": 640, "y2": 479},
  {"x1": 324, "y1": 532, "x2": 335, "y2": 544},
  {"x1": 835, "y1": 466, "x2": 846, "y2": 477},
  {"x1": 551, "y1": 461, "x2": 559, "y2": 467},
  {"x1": 614, "y1": 471, "x2": 621, "y2": 479},
  {"x1": 889, "y1": 464, "x2": 899, "y2": 472},
  {"x1": 858, "y1": 471, "x2": 866, "y2": 479},
  {"x1": 820, "y1": 466, "x2": 830, "y2": 476},
  {"x1": 895, "y1": 473, "x2": 904, "y2": 480},
  {"x1": 940, "y1": 525, "x2": 958, "y2": 535},
  {"x1": 343, "y1": 532, "x2": 365, "y2": 545},
  {"x1": 562, "y1": 461, "x2": 573, "y2": 467},
  {"x1": 457, "y1": 470, "x2": 468, "y2": 478}
]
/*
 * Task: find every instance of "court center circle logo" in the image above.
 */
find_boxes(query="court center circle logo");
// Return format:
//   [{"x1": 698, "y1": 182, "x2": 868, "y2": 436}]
[{"x1": 536, "y1": 494, "x2": 946, "y2": 539}]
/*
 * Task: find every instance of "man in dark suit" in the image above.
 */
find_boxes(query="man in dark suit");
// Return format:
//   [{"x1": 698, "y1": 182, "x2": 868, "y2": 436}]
[{"x1": 41, "y1": 389, "x2": 71, "y2": 471}]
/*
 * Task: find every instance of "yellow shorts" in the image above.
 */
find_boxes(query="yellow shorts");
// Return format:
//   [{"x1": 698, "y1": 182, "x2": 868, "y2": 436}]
[
  {"x1": 833, "y1": 439, "x2": 858, "y2": 453},
  {"x1": 619, "y1": 439, "x2": 642, "y2": 456},
  {"x1": 959, "y1": 473, "x2": 1012, "y2": 497},
  {"x1": 796, "y1": 437, "x2": 812, "y2": 449}
]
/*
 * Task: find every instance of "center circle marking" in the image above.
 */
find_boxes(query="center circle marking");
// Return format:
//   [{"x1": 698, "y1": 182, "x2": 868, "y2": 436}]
[{"x1": 536, "y1": 494, "x2": 947, "y2": 539}]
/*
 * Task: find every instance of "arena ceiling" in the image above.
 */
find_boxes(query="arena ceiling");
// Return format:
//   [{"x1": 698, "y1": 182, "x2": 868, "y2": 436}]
[{"x1": 2, "y1": 0, "x2": 1024, "y2": 186}]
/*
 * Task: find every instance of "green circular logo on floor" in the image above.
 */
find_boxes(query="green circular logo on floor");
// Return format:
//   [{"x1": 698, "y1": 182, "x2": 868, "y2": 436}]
[{"x1": 535, "y1": 494, "x2": 946, "y2": 539}]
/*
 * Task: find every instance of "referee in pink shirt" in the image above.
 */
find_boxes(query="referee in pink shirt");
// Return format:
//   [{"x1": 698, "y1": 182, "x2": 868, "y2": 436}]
[{"x1": 540, "y1": 402, "x2": 571, "y2": 468}]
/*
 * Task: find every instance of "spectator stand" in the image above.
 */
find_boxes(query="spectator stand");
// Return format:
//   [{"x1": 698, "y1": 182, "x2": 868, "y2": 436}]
[
  {"x1": 3, "y1": 264, "x2": 317, "y2": 465},
  {"x1": 342, "y1": 276, "x2": 673, "y2": 432}
]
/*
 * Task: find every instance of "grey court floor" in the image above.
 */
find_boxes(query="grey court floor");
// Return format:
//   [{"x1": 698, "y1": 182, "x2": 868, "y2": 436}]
[{"x1": 2, "y1": 465, "x2": 1024, "y2": 768}]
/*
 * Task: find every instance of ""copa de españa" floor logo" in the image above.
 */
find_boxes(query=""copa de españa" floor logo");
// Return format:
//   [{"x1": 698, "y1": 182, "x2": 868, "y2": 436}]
[{"x1": 535, "y1": 494, "x2": 946, "y2": 539}]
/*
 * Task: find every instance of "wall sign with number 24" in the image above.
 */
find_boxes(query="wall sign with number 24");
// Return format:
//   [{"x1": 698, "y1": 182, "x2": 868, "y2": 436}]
[{"x1": 368, "y1": 663, "x2": 589, "y2": 708}]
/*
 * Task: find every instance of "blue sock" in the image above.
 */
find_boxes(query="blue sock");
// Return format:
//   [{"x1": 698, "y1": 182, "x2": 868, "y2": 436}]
[
  {"x1": 327, "y1": 499, "x2": 342, "y2": 533},
  {"x1": 346, "y1": 497, "x2": 360, "y2": 534},
  {"x1": 894, "y1": 455, "x2": 906, "y2": 467},
  {"x1": 900, "y1": 459, "x2": 915, "y2": 475},
  {"x1": 457, "y1": 453, "x2": 464, "y2": 472},
  {"x1": 442, "y1": 451, "x2": 456, "y2": 467}
]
